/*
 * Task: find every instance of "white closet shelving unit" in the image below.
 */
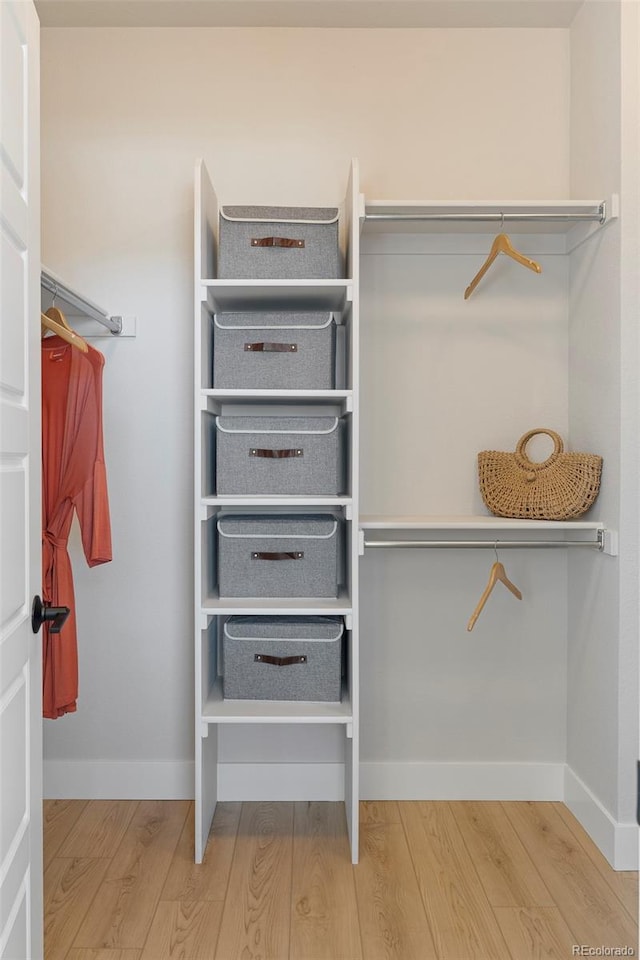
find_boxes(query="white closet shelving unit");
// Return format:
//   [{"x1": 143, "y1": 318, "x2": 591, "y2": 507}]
[
  {"x1": 193, "y1": 182, "x2": 615, "y2": 864},
  {"x1": 194, "y1": 159, "x2": 360, "y2": 864},
  {"x1": 359, "y1": 196, "x2": 617, "y2": 553}
]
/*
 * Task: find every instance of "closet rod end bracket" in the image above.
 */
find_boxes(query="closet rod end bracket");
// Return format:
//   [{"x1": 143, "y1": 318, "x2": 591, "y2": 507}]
[
  {"x1": 605, "y1": 194, "x2": 620, "y2": 223},
  {"x1": 600, "y1": 528, "x2": 618, "y2": 556}
]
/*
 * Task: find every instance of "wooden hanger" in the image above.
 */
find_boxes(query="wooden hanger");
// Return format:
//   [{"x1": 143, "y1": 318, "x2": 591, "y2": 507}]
[
  {"x1": 464, "y1": 231, "x2": 542, "y2": 300},
  {"x1": 41, "y1": 307, "x2": 88, "y2": 353},
  {"x1": 467, "y1": 555, "x2": 522, "y2": 632}
]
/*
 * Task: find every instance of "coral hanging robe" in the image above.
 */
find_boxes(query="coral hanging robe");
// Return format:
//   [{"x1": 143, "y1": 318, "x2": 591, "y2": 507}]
[{"x1": 42, "y1": 336, "x2": 112, "y2": 719}]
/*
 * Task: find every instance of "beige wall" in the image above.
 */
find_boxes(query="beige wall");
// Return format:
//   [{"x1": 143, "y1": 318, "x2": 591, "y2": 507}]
[{"x1": 41, "y1": 26, "x2": 571, "y2": 784}]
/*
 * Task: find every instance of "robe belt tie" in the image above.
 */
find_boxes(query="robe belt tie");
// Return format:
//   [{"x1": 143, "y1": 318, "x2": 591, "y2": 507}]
[{"x1": 43, "y1": 530, "x2": 66, "y2": 598}]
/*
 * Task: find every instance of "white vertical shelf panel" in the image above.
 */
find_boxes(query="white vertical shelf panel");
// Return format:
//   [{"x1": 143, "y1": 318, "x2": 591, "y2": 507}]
[
  {"x1": 345, "y1": 158, "x2": 360, "y2": 864},
  {"x1": 194, "y1": 158, "x2": 220, "y2": 862},
  {"x1": 196, "y1": 159, "x2": 219, "y2": 285}
]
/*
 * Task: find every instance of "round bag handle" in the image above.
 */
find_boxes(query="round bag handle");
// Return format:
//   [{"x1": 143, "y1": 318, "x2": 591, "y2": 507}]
[{"x1": 514, "y1": 428, "x2": 564, "y2": 473}]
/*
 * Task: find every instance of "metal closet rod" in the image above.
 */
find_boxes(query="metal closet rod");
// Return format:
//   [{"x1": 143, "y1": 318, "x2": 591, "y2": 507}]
[
  {"x1": 363, "y1": 534, "x2": 604, "y2": 551},
  {"x1": 364, "y1": 205, "x2": 606, "y2": 225},
  {"x1": 41, "y1": 271, "x2": 123, "y2": 335}
]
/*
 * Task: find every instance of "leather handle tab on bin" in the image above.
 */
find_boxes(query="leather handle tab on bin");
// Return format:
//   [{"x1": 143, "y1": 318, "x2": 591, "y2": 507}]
[
  {"x1": 252, "y1": 551, "x2": 304, "y2": 561},
  {"x1": 254, "y1": 654, "x2": 308, "y2": 666},
  {"x1": 250, "y1": 448, "x2": 303, "y2": 458},
  {"x1": 244, "y1": 342, "x2": 298, "y2": 353},
  {"x1": 251, "y1": 236, "x2": 305, "y2": 248}
]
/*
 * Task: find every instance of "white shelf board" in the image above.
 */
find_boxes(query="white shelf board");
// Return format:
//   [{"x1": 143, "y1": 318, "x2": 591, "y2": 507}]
[
  {"x1": 359, "y1": 515, "x2": 605, "y2": 531},
  {"x1": 202, "y1": 279, "x2": 352, "y2": 312},
  {"x1": 203, "y1": 389, "x2": 352, "y2": 402},
  {"x1": 201, "y1": 591, "x2": 353, "y2": 617},
  {"x1": 362, "y1": 200, "x2": 606, "y2": 236},
  {"x1": 203, "y1": 496, "x2": 352, "y2": 508},
  {"x1": 202, "y1": 680, "x2": 352, "y2": 725},
  {"x1": 202, "y1": 389, "x2": 353, "y2": 414}
]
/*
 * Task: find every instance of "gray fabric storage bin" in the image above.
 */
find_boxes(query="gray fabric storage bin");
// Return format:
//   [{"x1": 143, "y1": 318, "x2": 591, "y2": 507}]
[
  {"x1": 213, "y1": 311, "x2": 336, "y2": 390},
  {"x1": 218, "y1": 206, "x2": 341, "y2": 279},
  {"x1": 215, "y1": 416, "x2": 343, "y2": 496},
  {"x1": 223, "y1": 616, "x2": 343, "y2": 702},
  {"x1": 217, "y1": 515, "x2": 339, "y2": 598}
]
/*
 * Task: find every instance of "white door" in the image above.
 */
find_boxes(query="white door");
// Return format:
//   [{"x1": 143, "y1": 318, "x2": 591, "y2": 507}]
[{"x1": 0, "y1": 2, "x2": 43, "y2": 958}]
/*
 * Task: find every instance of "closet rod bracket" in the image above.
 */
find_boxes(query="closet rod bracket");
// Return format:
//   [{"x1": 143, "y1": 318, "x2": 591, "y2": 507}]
[{"x1": 600, "y1": 528, "x2": 618, "y2": 556}]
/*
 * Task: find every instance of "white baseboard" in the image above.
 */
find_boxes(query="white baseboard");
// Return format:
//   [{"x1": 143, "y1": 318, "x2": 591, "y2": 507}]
[
  {"x1": 43, "y1": 759, "x2": 638, "y2": 871},
  {"x1": 44, "y1": 759, "x2": 563, "y2": 802},
  {"x1": 43, "y1": 760, "x2": 194, "y2": 800},
  {"x1": 43, "y1": 760, "x2": 345, "y2": 802},
  {"x1": 564, "y1": 766, "x2": 639, "y2": 870},
  {"x1": 360, "y1": 761, "x2": 565, "y2": 800}
]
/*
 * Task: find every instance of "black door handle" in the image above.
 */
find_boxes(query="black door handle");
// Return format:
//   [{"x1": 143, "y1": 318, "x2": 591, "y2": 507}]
[{"x1": 31, "y1": 595, "x2": 70, "y2": 634}]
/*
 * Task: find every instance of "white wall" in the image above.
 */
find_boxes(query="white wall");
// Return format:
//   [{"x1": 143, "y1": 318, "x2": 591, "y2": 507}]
[
  {"x1": 359, "y1": 233, "x2": 571, "y2": 787},
  {"x1": 617, "y1": 0, "x2": 640, "y2": 835},
  {"x1": 41, "y1": 27, "x2": 575, "y2": 795},
  {"x1": 566, "y1": 1, "x2": 639, "y2": 868}
]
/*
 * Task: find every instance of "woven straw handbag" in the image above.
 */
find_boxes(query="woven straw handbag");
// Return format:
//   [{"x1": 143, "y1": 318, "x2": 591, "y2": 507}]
[{"x1": 478, "y1": 428, "x2": 603, "y2": 520}]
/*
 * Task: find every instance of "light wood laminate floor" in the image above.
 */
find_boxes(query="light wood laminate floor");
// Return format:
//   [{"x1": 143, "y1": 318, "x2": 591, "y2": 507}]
[{"x1": 44, "y1": 799, "x2": 638, "y2": 960}]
